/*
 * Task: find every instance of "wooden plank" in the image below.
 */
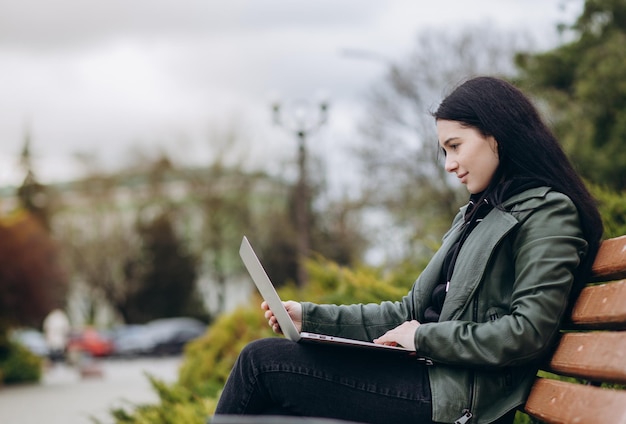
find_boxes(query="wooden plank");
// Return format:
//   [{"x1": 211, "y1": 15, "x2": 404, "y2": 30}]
[
  {"x1": 570, "y1": 280, "x2": 626, "y2": 329},
  {"x1": 548, "y1": 332, "x2": 626, "y2": 384},
  {"x1": 525, "y1": 378, "x2": 626, "y2": 424},
  {"x1": 591, "y1": 235, "x2": 626, "y2": 282}
]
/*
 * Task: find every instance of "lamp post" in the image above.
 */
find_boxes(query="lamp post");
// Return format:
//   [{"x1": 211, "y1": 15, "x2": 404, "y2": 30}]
[{"x1": 272, "y1": 97, "x2": 329, "y2": 287}]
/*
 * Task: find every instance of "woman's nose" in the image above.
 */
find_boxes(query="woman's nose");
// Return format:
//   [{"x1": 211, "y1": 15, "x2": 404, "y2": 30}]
[{"x1": 445, "y1": 156, "x2": 458, "y2": 173}]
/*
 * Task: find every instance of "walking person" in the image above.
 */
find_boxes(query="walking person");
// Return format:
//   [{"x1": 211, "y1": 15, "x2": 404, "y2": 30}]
[
  {"x1": 214, "y1": 76, "x2": 604, "y2": 424},
  {"x1": 43, "y1": 308, "x2": 70, "y2": 362}
]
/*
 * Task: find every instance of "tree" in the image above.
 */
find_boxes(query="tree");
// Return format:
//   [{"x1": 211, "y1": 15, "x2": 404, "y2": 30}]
[
  {"x1": 17, "y1": 130, "x2": 55, "y2": 230},
  {"x1": 515, "y1": 0, "x2": 626, "y2": 190},
  {"x1": 54, "y1": 171, "x2": 145, "y2": 325},
  {"x1": 0, "y1": 210, "x2": 67, "y2": 351},
  {"x1": 193, "y1": 127, "x2": 259, "y2": 313},
  {"x1": 125, "y1": 211, "x2": 205, "y2": 322},
  {"x1": 355, "y1": 26, "x2": 534, "y2": 261}
]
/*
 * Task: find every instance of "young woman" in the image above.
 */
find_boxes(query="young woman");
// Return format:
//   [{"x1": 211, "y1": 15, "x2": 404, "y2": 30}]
[{"x1": 214, "y1": 76, "x2": 604, "y2": 424}]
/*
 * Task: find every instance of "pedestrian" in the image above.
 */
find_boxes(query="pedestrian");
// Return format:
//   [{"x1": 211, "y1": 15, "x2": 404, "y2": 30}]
[
  {"x1": 43, "y1": 308, "x2": 70, "y2": 362},
  {"x1": 213, "y1": 76, "x2": 604, "y2": 424}
]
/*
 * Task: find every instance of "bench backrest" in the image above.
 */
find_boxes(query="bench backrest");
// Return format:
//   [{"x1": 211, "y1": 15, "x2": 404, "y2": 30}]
[{"x1": 524, "y1": 235, "x2": 626, "y2": 423}]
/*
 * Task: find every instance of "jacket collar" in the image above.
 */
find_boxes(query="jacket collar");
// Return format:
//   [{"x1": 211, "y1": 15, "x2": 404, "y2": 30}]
[
  {"x1": 457, "y1": 186, "x2": 551, "y2": 217},
  {"x1": 502, "y1": 186, "x2": 551, "y2": 209}
]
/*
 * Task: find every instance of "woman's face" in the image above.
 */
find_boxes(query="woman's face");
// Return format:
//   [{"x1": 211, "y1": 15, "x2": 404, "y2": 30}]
[{"x1": 437, "y1": 119, "x2": 500, "y2": 194}]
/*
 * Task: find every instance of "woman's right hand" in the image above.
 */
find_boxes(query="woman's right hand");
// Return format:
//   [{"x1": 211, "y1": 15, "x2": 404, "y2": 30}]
[{"x1": 262, "y1": 300, "x2": 302, "y2": 334}]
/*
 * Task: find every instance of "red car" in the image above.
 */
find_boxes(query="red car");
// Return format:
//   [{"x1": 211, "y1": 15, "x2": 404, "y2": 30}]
[{"x1": 66, "y1": 327, "x2": 114, "y2": 357}]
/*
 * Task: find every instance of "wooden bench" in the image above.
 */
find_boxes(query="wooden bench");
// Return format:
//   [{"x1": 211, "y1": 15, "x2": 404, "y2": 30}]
[{"x1": 524, "y1": 235, "x2": 626, "y2": 423}]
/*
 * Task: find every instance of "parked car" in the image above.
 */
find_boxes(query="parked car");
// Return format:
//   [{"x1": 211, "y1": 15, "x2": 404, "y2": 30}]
[
  {"x1": 66, "y1": 327, "x2": 114, "y2": 357},
  {"x1": 110, "y1": 324, "x2": 156, "y2": 357},
  {"x1": 10, "y1": 328, "x2": 50, "y2": 358},
  {"x1": 143, "y1": 317, "x2": 206, "y2": 356}
]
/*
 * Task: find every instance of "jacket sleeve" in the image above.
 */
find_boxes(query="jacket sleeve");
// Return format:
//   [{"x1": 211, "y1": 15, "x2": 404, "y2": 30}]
[
  {"x1": 414, "y1": 192, "x2": 588, "y2": 367},
  {"x1": 301, "y1": 296, "x2": 415, "y2": 342}
]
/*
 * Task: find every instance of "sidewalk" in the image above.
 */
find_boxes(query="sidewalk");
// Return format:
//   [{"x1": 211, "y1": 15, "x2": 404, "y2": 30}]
[{"x1": 0, "y1": 356, "x2": 182, "y2": 424}]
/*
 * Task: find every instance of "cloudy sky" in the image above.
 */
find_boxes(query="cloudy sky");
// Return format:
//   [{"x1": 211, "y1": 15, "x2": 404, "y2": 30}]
[{"x1": 0, "y1": 0, "x2": 582, "y2": 189}]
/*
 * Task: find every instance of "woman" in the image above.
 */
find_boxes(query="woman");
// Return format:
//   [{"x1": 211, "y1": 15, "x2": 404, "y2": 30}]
[{"x1": 214, "y1": 76, "x2": 604, "y2": 424}]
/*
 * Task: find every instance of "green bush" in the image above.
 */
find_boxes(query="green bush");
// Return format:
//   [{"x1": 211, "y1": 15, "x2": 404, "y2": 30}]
[
  {"x1": 108, "y1": 375, "x2": 215, "y2": 424},
  {"x1": 0, "y1": 342, "x2": 43, "y2": 384},
  {"x1": 302, "y1": 254, "x2": 419, "y2": 305},
  {"x1": 589, "y1": 183, "x2": 626, "y2": 239}
]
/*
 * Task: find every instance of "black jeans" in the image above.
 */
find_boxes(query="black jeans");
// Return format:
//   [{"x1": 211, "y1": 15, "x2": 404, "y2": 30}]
[{"x1": 214, "y1": 338, "x2": 433, "y2": 424}]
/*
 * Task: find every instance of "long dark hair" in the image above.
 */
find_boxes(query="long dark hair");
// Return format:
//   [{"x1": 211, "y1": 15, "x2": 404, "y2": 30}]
[{"x1": 433, "y1": 76, "x2": 603, "y2": 280}]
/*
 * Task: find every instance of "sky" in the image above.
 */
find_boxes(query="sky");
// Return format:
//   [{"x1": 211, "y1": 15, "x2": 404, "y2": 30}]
[{"x1": 0, "y1": 0, "x2": 583, "y2": 190}]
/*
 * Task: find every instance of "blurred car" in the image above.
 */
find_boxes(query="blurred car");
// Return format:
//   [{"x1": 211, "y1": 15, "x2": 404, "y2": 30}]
[
  {"x1": 110, "y1": 324, "x2": 156, "y2": 357},
  {"x1": 10, "y1": 328, "x2": 50, "y2": 358},
  {"x1": 143, "y1": 317, "x2": 206, "y2": 356},
  {"x1": 66, "y1": 327, "x2": 115, "y2": 357}
]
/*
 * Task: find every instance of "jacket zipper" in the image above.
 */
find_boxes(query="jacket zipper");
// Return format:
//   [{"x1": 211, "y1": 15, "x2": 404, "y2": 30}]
[
  {"x1": 458, "y1": 294, "x2": 481, "y2": 423},
  {"x1": 455, "y1": 409, "x2": 473, "y2": 424}
]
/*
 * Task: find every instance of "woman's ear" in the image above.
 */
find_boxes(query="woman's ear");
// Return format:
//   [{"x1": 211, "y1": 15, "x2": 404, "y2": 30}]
[{"x1": 489, "y1": 136, "x2": 499, "y2": 158}]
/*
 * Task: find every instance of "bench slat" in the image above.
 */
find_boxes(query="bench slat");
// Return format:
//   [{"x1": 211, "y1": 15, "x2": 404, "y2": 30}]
[
  {"x1": 591, "y1": 235, "x2": 626, "y2": 282},
  {"x1": 525, "y1": 378, "x2": 626, "y2": 423},
  {"x1": 569, "y1": 280, "x2": 626, "y2": 329},
  {"x1": 548, "y1": 332, "x2": 626, "y2": 384}
]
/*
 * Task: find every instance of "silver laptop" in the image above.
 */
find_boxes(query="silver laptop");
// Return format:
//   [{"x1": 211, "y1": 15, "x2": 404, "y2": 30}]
[{"x1": 240, "y1": 236, "x2": 427, "y2": 359}]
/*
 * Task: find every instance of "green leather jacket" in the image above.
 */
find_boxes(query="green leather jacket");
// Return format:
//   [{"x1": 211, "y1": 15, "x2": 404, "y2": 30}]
[{"x1": 301, "y1": 187, "x2": 588, "y2": 423}]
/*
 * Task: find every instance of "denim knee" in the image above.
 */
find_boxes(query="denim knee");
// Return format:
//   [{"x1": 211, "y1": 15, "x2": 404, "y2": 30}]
[{"x1": 233, "y1": 338, "x2": 290, "y2": 376}]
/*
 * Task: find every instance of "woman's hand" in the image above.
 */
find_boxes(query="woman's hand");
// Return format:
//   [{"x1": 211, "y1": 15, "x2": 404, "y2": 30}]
[
  {"x1": 373, "y1": 320, "x2": 421, "y2": 351},
  {"x1": 262, "y1": 300, "x2": 302, "y2": 334}
]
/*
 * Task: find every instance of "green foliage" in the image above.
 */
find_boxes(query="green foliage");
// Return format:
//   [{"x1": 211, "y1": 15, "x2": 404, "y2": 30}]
[
  {"x1": 0, "y1": 342, "x2": 43, "y2": 384},
  {"x1": 514, "y1": 411, "x2": 543, "y2": 424},
  {"x1": 516, "y1": 0, "x2": 626, "y2": 190},
  {"x1": 301, "y1": 255, "x2": 419, "y2": 305},
  {"x1": 108, "y1": 375, "x2": 215, "y2": 424},
  {"x1": 589, "y1": 183, "x2": 626, "y2": 238}
]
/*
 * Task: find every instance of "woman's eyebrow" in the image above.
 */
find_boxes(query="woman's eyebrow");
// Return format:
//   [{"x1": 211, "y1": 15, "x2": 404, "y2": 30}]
[{"x1": 442, "y1": 137, "x2": 459, "y2": 147}]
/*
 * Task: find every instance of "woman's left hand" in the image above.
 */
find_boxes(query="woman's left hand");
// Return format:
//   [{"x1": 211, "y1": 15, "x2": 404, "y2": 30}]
[{"x1": 373, "y1": 320, "x2": 421, "y2": 351}]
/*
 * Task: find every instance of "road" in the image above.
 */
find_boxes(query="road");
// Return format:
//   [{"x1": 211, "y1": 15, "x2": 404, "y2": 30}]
[{"x1": 0, "y1": 356, "x2": 183, "y2": 424}]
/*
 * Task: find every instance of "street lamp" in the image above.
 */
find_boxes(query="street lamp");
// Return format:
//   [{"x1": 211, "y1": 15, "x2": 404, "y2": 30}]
[{"x1": 271, "y1": 97, "x2": 329, "y2": 287}]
